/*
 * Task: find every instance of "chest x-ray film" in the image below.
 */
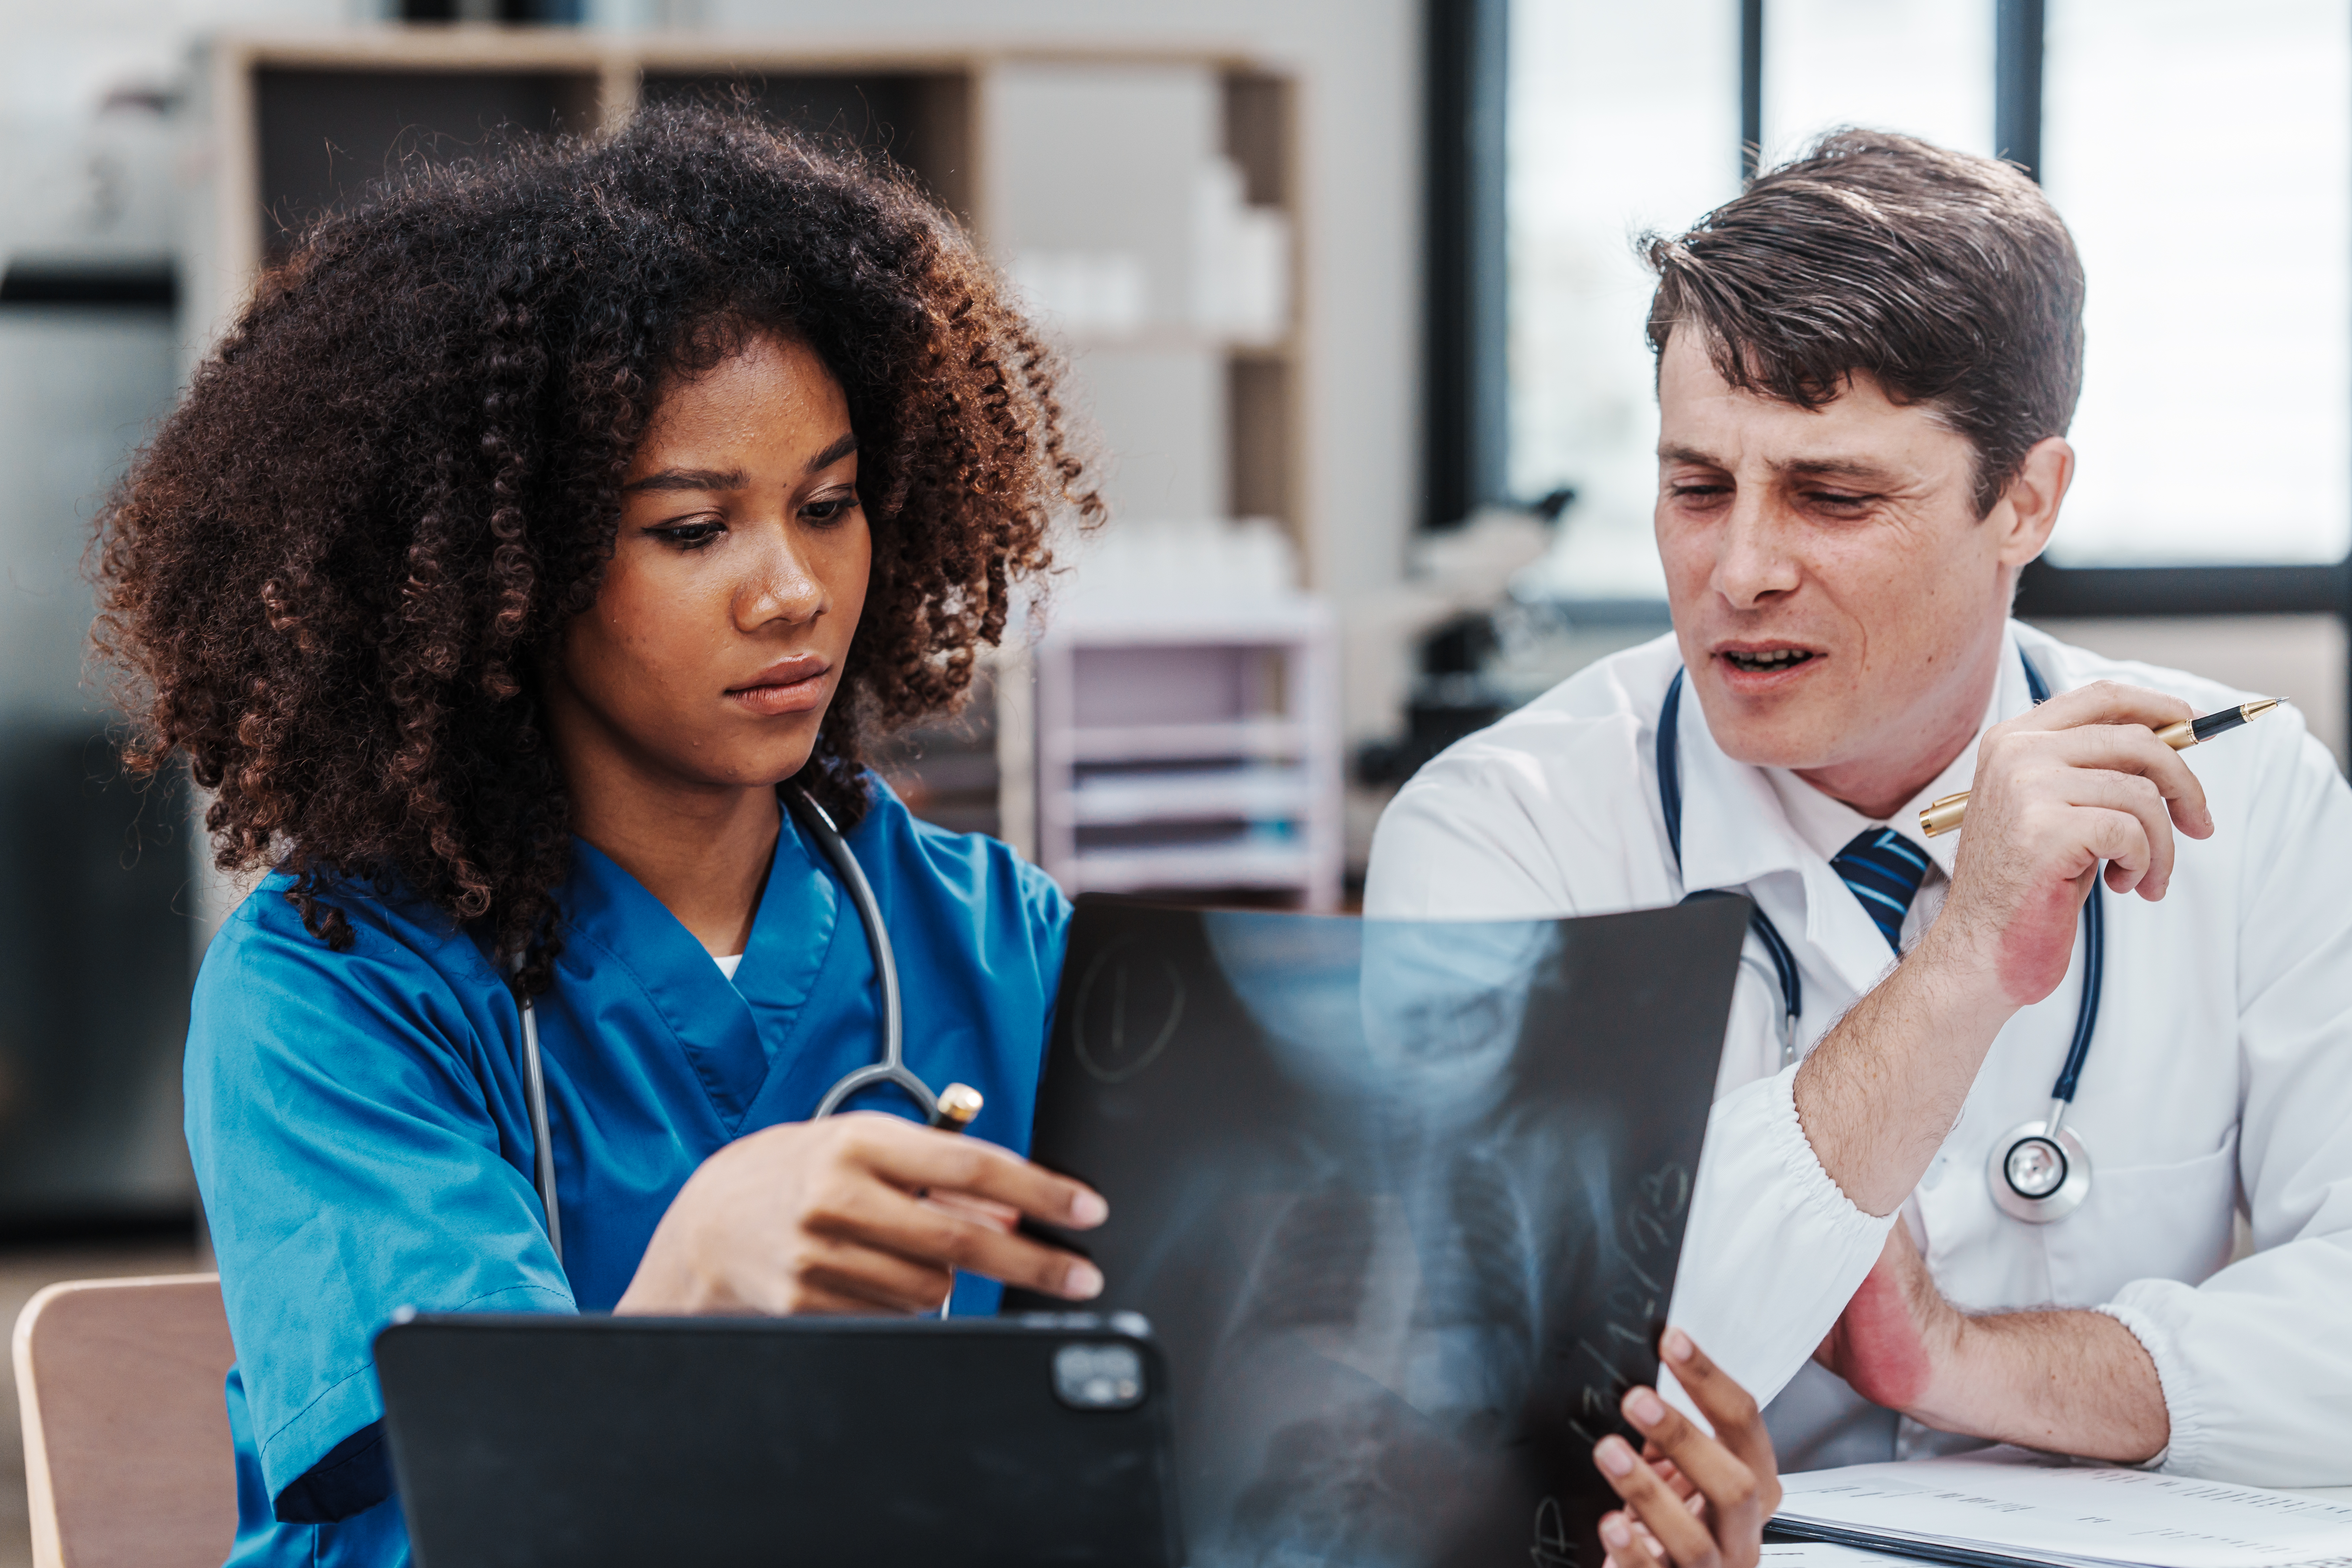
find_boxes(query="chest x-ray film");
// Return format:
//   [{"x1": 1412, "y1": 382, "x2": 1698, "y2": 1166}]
[{"x1": 1006, "y1": 895, "x2": 1749, "y2": 1568}]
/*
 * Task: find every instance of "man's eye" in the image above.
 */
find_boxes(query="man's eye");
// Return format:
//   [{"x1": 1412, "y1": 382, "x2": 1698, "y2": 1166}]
[
  {"x1": 1669, "y1": 483, "x2": 1730, "y2": 500},
  {"x1": 650, "y1": 521, "x2": 725, "y2": 549}
]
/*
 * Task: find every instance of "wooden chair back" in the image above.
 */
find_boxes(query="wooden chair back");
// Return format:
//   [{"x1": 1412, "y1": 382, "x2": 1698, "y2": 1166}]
[{"x1": 12, "y1": 1273, "x2": 239, "y2": 1568}]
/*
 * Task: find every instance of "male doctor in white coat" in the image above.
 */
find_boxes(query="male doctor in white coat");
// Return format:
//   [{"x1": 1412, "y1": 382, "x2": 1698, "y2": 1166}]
[{"x1": 1367, "y1": 129, "x2": 2352, "y2": 1483}]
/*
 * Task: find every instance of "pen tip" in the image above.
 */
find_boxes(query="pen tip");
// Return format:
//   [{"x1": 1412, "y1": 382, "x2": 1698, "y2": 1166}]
[{"x1": 2244, "y1": 697, "x2": 2283, "y2": 719}]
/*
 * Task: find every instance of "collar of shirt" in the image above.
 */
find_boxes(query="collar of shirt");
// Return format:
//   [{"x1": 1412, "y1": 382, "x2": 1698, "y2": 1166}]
[
  {"x1": 557, "y1": 815, "x2": 841, "y2": 1130},
  {"x1": 1672, "y1": 635, "x2": 2034, "y2": 993}
]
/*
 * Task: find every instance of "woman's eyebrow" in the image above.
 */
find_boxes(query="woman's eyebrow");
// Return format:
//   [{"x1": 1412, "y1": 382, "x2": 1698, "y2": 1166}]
[
  {"x1": 805, "y1": 432, "x2": 858, "y2": 473},
  {"x1": 623, "y1": 467, "x2": 744, "y2": 494}
]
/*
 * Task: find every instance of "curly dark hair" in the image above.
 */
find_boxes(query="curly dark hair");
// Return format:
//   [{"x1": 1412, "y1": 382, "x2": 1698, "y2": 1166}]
[{"x1": 93, "y1": 104, "x2": 1102, "y2": 992}]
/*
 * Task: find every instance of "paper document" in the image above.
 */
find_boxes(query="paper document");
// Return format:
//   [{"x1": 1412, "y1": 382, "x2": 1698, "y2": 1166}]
[
  {"x1": 1763, "y1": 1541, "x2": 1931, "y2": 1568},
  {"x1": 1773, "y1": 1447, "x2": 2352, "y2": 1568}
]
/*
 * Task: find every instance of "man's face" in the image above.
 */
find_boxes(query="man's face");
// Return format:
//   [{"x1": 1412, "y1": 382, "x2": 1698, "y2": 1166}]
[{"x1": 1654, "y1": 327, "x2": 2056, "y2": 807}]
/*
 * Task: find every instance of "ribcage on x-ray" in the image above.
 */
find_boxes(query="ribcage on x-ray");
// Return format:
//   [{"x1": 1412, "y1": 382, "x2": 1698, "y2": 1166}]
[
  {"x1": 1226, "y1": 1402, "x2": 1484, "y2": 1566},
  {"x1": 1387, "y1": 1147, "x2": 1544, "y2": 1427},
  {"x1": 1422, "y1": 1154, "x2": 1537, "y2": 1333},
  {"x1": 1232, "y1": 1187, "x2": 1376, "y2": 1331}
]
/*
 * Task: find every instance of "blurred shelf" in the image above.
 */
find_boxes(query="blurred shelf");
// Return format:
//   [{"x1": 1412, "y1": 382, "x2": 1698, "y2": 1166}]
[
  {"x1": 1054, "y1": 765, "x2": 1311, "y2": 825},
  {"x1": 1045, "y1": 596, "x2": 1331, "y2": 644},
  {"x1": 1063, "y1": 717, "x2": 1305, "y2": 764},
  {"x1": 1033, "y1": 603, "x2": 1341, "y2": 908},
  {"x1": 1061, "y1": 841, "x2": 1317, "y2": 894}
]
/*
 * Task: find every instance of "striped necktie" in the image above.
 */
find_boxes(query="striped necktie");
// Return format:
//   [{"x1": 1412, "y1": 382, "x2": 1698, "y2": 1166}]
[{"x1": 1832, "y1": 827, "x2": 1932, "y2": 952}]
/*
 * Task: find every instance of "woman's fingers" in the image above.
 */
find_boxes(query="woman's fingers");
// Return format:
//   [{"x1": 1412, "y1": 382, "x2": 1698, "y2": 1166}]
[
  {"x1": 810, "y1": 1166, "x2": 1104, "y2": 1301},
  {"x1": 1644, "y1": 1449, "x2": 1698, "y2": 1504},
  {"x1": 833, "y1": 1113, "x2": 1109, "y2": 1229},
  {"x1": 920, "y1": 1189, "x2": 1020, "y2": 1233},
  {"x1": 755, "y1": 1234, "x2": 951, "y2": 1315},
  {"x1": 1595, "y1": 1434, "x2": 1726, "y2": 1568},
  {"x1": 1660, "y1": 1328, "x2": 1780, "y2": 1514},
  {"x1": 619, "y1": 1115, "x2": 1111, "y2": 1317},
  {"x1": 1589, "y1": 1334, "x2": 1777, "y2": 1568},
  {"x1": 1620, "y1": 1383, "x2": 1763, "y2": 1552},
  {"x1": 767, "y1": 1283, "x2": 889, "y2": 1315},
  {"x1": 1600, "y1": 1507, "x2": 1675, "y2": 1568}
]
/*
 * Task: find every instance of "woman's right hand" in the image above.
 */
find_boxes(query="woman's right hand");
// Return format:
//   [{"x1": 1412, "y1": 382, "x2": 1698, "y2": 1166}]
[
  {"x1": 1591, "y1": 1330, "x2": 1780, "y2": 1568},
  {"x1": 614, "y1": 1112, "x2": 1109, "y2": 1315}
]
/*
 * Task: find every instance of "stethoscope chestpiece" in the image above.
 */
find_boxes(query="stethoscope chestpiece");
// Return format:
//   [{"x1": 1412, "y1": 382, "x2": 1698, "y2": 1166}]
[{"x1": 1986, "y1": 1115, "x2": 2093, "y2": 1223}]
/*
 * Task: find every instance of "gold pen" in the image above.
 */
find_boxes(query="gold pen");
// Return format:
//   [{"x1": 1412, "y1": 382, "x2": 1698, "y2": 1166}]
[
  {"x1": 926, "y1": 1084, "x2": 986, "y2": 1320},
  {"x1": 1921, "y1": 698, "x2": 2281, "y2": 838},
  {"x1": 930, "y1": 1082, "x2": 984, "y2": 1132}
]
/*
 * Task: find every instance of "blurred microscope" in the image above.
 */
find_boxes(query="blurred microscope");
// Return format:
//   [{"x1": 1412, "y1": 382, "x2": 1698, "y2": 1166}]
[{"x1": 1356, "y1": 491, "x2": 1675, "y2": 792}]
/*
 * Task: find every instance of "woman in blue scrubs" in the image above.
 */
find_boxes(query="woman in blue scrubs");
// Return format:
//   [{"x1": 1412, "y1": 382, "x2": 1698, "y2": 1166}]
[{"x1": 92, "y1": 107, "x2": 1111, "y2": 1566}]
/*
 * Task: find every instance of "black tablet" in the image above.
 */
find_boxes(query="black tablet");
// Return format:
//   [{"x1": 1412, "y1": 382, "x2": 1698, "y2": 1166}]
[
  {"x1": 374, "y1": 1311, "x2": 1182, "y2": 1568},
  {"x1": 1006, "y1": 896, "x2": 1750, "y2": 1568}
]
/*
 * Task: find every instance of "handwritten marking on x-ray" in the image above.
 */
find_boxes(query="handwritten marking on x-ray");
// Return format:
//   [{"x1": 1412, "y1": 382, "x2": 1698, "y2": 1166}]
[
  {"x1": 1568, "y1": 1159, "x2": 1694, "y2": 1447},
  {"x1": 1072, "y1": 938, "x2": 1187, "y2": 1084},
  {"x1": 1532, "y1": 1497, "x2": 1576, "y2": 1568}
]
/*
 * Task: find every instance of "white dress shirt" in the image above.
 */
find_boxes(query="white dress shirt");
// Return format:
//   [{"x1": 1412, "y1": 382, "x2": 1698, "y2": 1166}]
[{"x1": 1363, "y1": 622, "x2": 2352, "y2": 1484}]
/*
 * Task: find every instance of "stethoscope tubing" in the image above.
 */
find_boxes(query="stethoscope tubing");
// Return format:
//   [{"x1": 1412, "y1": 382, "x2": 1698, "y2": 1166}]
[
  {"x1": 517, "y1": 786, "x2": 911, "y2": 1269},
  {"x1": 789, "y1": 790, "x2": 929, "y2": 1122},
  {"x1": 517, "y1": 979, "x2": 564, "y2": 1264},
  {"x1": 1659, "y1": 670, "x2": 1803, "y2": 1054}
]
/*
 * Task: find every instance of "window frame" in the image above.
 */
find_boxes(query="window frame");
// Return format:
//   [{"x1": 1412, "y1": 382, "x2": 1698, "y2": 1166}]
[{"x1": 1433, "y1": 0, "x2": 2352, "y2": 735}]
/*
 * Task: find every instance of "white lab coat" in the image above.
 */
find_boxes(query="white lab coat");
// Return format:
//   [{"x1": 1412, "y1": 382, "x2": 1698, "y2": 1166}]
[{"x1": 1363, "y1": 622, "x2": 2352, "y2": 1484}]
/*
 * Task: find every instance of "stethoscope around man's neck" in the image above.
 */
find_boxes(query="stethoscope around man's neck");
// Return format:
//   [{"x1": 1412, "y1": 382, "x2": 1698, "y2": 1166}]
[
  {"x1": 514, "y1": 787, "x2": 920, "y2": 1266},
  {"x1": 1658, "y1": 651, "x2": 2102, "y2": 1224}
]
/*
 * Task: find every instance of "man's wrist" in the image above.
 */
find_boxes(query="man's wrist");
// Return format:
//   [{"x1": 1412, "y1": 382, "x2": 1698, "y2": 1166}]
[
  {"x1": 1903, "y1": 1305, "x2": 1990, "y2": 1435},
  {"x1": 1793, "y1": 936, "x2": 2021, "y2": 1216},
  {"x1": 1906, "y1": 912, "x2": 2026, "y2": 1036}
]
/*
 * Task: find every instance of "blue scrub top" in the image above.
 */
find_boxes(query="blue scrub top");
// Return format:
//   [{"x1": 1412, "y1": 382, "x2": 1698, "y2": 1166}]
[{"x1": 184, "y1": 780, "x2": 1070, "y2": 1568}]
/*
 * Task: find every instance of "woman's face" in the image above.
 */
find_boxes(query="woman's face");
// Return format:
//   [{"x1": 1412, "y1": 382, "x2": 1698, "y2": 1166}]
[{"x1": 549, "y1": 329, "x2": 870, "y2": 795}]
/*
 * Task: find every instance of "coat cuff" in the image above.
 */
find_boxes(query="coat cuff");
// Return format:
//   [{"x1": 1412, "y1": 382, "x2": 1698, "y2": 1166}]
[
  {"x1": 2099, "y1": 1292, "x2": 2192, "y2": 1474},
  {"x1": 1665, "y1": 1065, "x2": 1894, "y2": 1419},
  {"x1": 1756, "y1": 1062, "x2": 1885, "y2": 1235}
]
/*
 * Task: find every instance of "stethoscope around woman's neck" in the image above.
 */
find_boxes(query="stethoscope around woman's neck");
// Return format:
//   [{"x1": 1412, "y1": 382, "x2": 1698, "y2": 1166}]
[
  {"x1": 514, "y1": 787, "x2": 920, "y2": 1265},
  {"x1": 1658, "y1": 651, "x2": 2103, "y2": 1224}
]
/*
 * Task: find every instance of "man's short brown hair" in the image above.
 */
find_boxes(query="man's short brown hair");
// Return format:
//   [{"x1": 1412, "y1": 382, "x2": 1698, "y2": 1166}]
[{"x1": 1644, "y1": 129, "x2": 2085, "y2": 515}]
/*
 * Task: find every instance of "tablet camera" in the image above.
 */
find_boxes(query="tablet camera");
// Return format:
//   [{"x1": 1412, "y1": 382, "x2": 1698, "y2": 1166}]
[{"x1": 1052, "y1": 1342, "x2": 1145, "y2": 1410}]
